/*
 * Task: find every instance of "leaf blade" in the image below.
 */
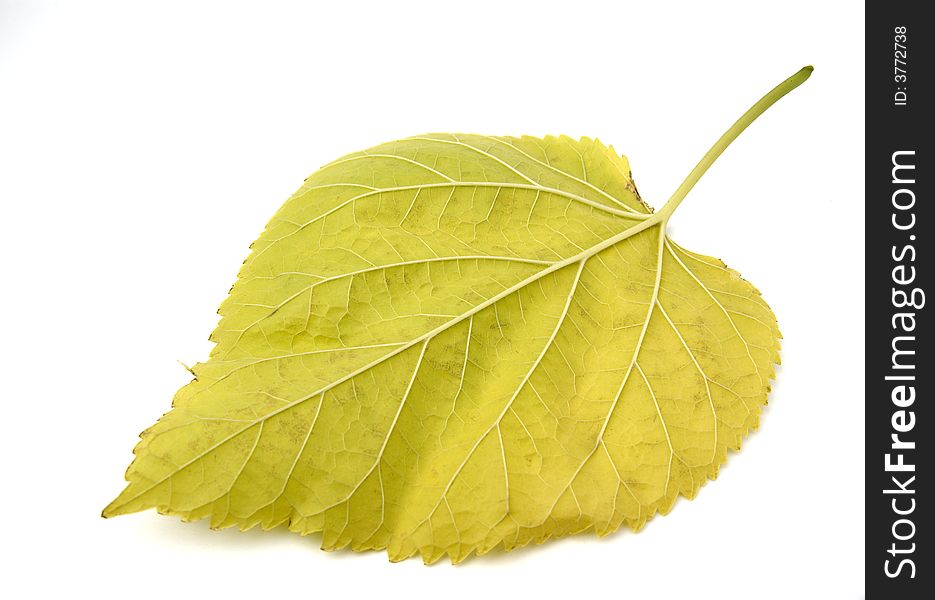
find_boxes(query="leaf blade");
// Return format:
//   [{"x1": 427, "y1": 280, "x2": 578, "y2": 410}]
[{"x1": 105, "y1": 135, "x2": 780, "y2": 564}]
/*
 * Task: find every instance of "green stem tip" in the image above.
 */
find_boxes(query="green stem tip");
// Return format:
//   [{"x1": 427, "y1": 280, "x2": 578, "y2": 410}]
[{"x1": 658, "y1": 65, "x2": 813, "y2": 220}]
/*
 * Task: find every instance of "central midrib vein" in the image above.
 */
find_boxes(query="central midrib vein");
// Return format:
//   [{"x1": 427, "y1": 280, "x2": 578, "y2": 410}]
[
  {"x1": 118, "y1": 66, "x2": 814, "y2": 508},
  {"x1": 114, "y1": 208, "x2": 670, "y2": 508}
]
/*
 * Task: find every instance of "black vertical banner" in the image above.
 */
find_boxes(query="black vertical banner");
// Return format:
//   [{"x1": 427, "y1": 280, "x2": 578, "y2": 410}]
[{"x1": 866, "y1": 1, "x2": 931, "y2": 597}]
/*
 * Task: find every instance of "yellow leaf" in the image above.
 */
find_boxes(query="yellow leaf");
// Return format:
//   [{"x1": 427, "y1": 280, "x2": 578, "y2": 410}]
[{"x1": 105, "y1": 67, "x2": 812, "y2": 563}]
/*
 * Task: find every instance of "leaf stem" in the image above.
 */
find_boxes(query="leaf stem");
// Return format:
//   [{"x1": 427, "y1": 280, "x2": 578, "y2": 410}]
[{"x1": 657, "y1": 65, "x2": 813, "y2": 221}]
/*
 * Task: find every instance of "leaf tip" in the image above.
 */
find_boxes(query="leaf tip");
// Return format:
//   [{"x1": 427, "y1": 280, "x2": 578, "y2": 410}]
[
  {"x1": 101, "y1": 500, "x2": 119, "y2": 519},
  {"x1": 102, "y1": 489, "x2": 136, "y2": 519}
]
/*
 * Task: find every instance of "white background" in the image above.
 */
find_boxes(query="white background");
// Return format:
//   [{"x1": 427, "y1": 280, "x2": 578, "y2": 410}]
[{"x1": 0, "y1": 1, "x2": 863, "y2": 598}]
